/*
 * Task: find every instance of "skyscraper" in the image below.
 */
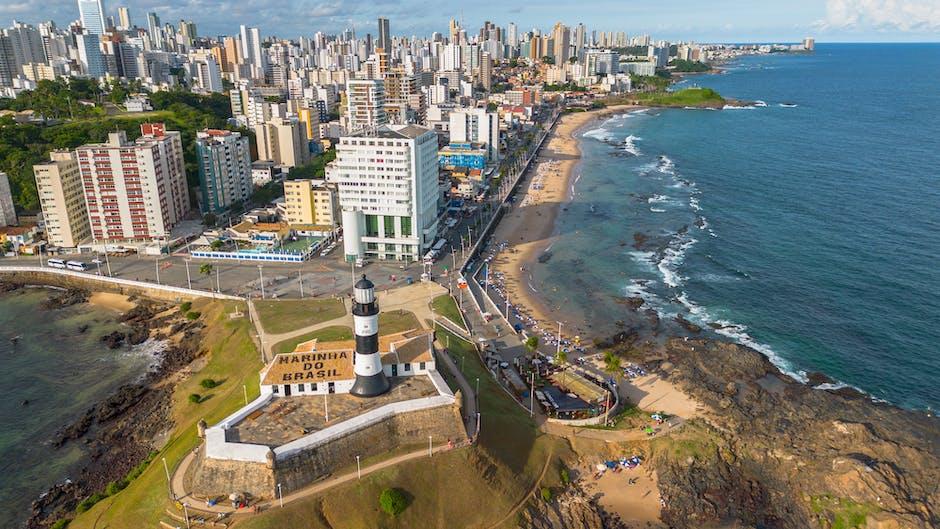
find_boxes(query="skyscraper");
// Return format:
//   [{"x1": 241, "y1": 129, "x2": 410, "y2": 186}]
[
  {"x1": 77, "y1": 0, "x2": 107, "y2": 35},
  {"x1": 552, "y1": 22, "x2": 570, "y2": 63},
  {"x1": 147, "y1": 12, "x2": 162, "y2": 49},
  {"x1": 117, "y1": 7, "x2": 131, "y2": 30},
  {"x1": 76, "y1": 33, "x2": 106, "y2": 77},
  {"x1": 377, "y1": 17, "x2": 391, "y2": 53},
  {"x1": 195, "y1": 130, "x2": 252, "y2": 214}
]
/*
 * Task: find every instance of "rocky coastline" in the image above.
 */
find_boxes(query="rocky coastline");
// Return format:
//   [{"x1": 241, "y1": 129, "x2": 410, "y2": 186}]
[{"x1": 0, "y1": 281, "x2": 207, "y2": 529}]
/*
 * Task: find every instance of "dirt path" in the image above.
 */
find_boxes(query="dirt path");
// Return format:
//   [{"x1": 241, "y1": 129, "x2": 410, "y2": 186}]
[{"x1": 486, "y1": 448, "x2": 554, "y2": 529}]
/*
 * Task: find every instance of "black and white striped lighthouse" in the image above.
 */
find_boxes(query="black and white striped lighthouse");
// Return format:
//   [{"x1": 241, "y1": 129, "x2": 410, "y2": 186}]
[{"x1": 349, "y1": 275, "x2": 390, "y2": 397}]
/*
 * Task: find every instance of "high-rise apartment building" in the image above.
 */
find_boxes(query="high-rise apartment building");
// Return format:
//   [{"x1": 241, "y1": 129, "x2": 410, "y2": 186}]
[
  {"x1": 117, "y1": 7, "x2": 131, "y2": 30},
  {"x1": 346, "y1": 78, "x2": 388, "y2": 132},
  {"x1": 75, "y1": 123, "x2": 190, "y2": 243},
  {"x1": 32, "y1": 151, "x2": 90, "y2": 248},
  {"x1": 147, "y1": 12, "x2": 162, "y2": 49},
  {"x1": 254, "y1": 118, "x2": 311, "y2": 168},
  {"x1": 552, "y1": 22, "x2": 570, "y2": 63},
  {"x1": 195, "y1": 129, "x2": 252, "y2": 214},
  {"x1": 377, "y1": 17, "x2": 391, "y2": 53},
  {"x1": 327, "y1": 125, "x2": 439, "y2": 262},
  {"x1": 449, "y1": 108, "x2": 500, "y2": 161},
  {"x1": 283, "y1": 179, "x2": 338, "y2": 227}
]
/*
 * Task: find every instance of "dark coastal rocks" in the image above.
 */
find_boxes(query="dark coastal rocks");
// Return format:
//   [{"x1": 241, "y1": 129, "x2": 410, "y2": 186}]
[
  {"x1": 537, "y1": 251, "x2": 553, "y2": 263},
  {"x1": 40, "y1": 288, "x2": 89, "y2": 310},
  {"x1": 674, "y1": 314, "x2": 702, "y2": 333},
  {"x1": 30, "y1": 298, "x2": 206, "y2": 529},
  {"x1": 632, "y1": 232, "x2": 649, "y2": 250},
  {"x1": 101, "y1": 330, "x2": 126, "y2": 349},
  {"x1": 652, "y1": 338, "x2": 940, "y2": 529},
  {"x1": 0, "y1": 281, "x2": 21, "y2": 293},
  {"x1": 520, "y1": 488, "x2": 604, "y2": 529},
  {"x1": 613, "y1": 296, "x2": 645, "y2": 310},
  {"x1": 805, "y1": 371, "x2": 835, "y2": 386}
]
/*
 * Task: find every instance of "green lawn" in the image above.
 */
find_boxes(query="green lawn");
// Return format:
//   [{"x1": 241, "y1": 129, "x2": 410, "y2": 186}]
[
  {"x1": 68, "y1": 300, "x2": 264, "y2": 529},
  {"x1": 273, "y1": 325, "x2": 354, "y2": 354},
  {"x1": 235, "y1": 325, "x2": 569, "y2": 529},
  {"x1": 255, "y1": 298, "x2": 346, "y2": 334},
  {"x1": 269, "y1": 310, "x2": 418, "y2": 354},
  {"x1": 607, "y1": 87, "x2": 725, "y2": 108},
  {"x1": 431, "y1": 295, "x2": 465, "y2": 330},
  {"x1": 379, "y1": 309, "x2": 421, "y2": 334}
]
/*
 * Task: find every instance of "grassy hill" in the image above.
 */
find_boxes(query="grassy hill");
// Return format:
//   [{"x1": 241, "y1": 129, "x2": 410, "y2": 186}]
[
  {"x1": 67, "y1": 299, "x2": 263, "y2": 529},
  {"x1": 236, "y1": 326, "x2": 570, "y2": 529},
  {"x1": 607, "y1": 87, "x2": 726, "y2": 108}
]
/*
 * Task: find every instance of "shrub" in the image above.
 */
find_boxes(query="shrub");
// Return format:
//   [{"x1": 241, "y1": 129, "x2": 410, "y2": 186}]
[
  {"x1": 200, "y1": 378, "x2": 219, "y2": 389},
  {"x1": 185, "y1": 311, "x2": 201, "y2": 320},
  {"x1": 560, "y1": 467, "x2": 570, "y2": 486},
  {"x1": 379, "y1": 488, "x2": 408, "y2": 516},
  {"x1": 105, "y1": 480, "x2": 127, "y2": 496},
  {"x1": 50, "y1": 519, "x2": 71, "y2": 529},
  {"x1": 76, "y1": 493, "x2": 107, "y2": 513},
  {"x1": 540, "y1": 487, "x2": 552, "y2": 502},
  {"x1": 179, "y1": 301, "x2": 192, "y2": 313},
  {"x1": 188, "y1": 393, "x2": 203, "y2": 404}
]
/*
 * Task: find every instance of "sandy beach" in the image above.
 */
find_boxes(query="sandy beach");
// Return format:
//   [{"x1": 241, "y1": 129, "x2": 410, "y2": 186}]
[
  {"x1": 490, "y1": 105, "x2": 639, "y2": 343},
  {"x1": 88, "y1": 291, "x2": 136, "y2": 312}
]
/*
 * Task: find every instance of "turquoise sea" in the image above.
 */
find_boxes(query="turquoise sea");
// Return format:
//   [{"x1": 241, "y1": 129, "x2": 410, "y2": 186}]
[
  {"x1": 536, "y1": 44, "x2": 940, "y2": 410},
  {"x1": 0, "y1": 289, "x2": 152, "y2": 528}
]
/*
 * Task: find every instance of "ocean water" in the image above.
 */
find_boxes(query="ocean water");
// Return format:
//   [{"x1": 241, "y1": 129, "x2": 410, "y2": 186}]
[
  {"x1": 0, "y1": 289, "x2": 153, "y2": 528},
  {"x1": 536, "y1": 44, "x2": 940, "y2": 410}
]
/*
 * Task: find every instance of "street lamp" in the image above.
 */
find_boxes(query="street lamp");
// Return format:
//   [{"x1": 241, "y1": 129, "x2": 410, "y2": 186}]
[
  {"x1": 184, "y1": 258, "x2": 192, "y2": 290},
  {"x1": 277, "y1": 483, "x2": 283, "y2": 508},
  {"x1": 154, "y1": 256, "x2": 161, "y2": 285},
  {"x1": 356, "y1": 455, "x2": 361, "y2": 480},
  {"x1": 162, "y1": 457, "x2": 173, "y2": 499},
  {"x1": 258, "y1": 265, "x2": 265, "y2": 299}
]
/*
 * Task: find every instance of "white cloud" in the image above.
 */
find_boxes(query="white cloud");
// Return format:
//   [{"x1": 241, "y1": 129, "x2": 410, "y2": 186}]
[
  {"x1": 821, "y1": 0, "x2": 940, "y2": 31},
  {"x1": 0, "y1": 2, "x2": 32, "y2": 15}
]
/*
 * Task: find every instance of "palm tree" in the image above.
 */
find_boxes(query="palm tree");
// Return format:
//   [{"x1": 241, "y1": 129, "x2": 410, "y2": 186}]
[
  {"x1": 601, "y1": 351, "x2": 622, "y2": 425},
  {"x1": 525, "y1": 335, "x2": 539, "y2": 355},
  {"x1": 555, "y1": 349, "x2": 568, "y2": 387},
  {"x1": 199, "y1": 263, "x2": 214, "y2": 277}
]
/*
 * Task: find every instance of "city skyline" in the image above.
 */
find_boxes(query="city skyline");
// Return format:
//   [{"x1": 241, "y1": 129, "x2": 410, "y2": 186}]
[{"x1": 1, "y1": 0, "x2": 938, "y2": 42}]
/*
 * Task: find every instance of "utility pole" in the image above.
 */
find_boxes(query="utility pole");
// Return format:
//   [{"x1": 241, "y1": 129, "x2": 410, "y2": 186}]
[
  {"x1": 154, "y1": 256, "x2": 161, "y2": 285},
  {"x1": 298, "y1": 269, "x2": 304, "y2": 298},
  {"x1": 258, "y1": 265, "x2": 265, "y2": 299},
  {"x1": 184, "y1": 258, "x2": 192, "y2": 289}
]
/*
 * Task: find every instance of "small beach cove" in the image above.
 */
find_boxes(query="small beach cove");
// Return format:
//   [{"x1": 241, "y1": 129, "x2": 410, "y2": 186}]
[{"x1": 0, "y1": 286, "x2": 151, "y2": 529}]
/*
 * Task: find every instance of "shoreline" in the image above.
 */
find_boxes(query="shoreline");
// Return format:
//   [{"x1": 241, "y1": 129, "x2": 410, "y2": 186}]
[
  {"x1": 0, "y1": 280, "x2": 204, "y2": 528},
  {"x1": 491, "y1": 105, "x2": 642, "y2": 345}
]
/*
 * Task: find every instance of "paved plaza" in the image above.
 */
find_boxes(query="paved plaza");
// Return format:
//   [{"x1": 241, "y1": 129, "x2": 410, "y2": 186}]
[{"x1": 226, "y1": 376, "x2": 438, "y2": 447}]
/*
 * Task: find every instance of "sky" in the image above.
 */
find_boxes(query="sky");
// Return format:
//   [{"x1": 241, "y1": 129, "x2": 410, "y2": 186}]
[{"x1": 1, "y1": 0, "x2": 939, "y2": 42}]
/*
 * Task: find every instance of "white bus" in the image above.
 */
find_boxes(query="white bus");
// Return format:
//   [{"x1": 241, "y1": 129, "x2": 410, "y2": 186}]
[
  {"x1": 47, "y1": 258, "x2": 66, "y2": 269},
  {"x1": 65, "y1": 260, "x2": 88, "y2": 272}
]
